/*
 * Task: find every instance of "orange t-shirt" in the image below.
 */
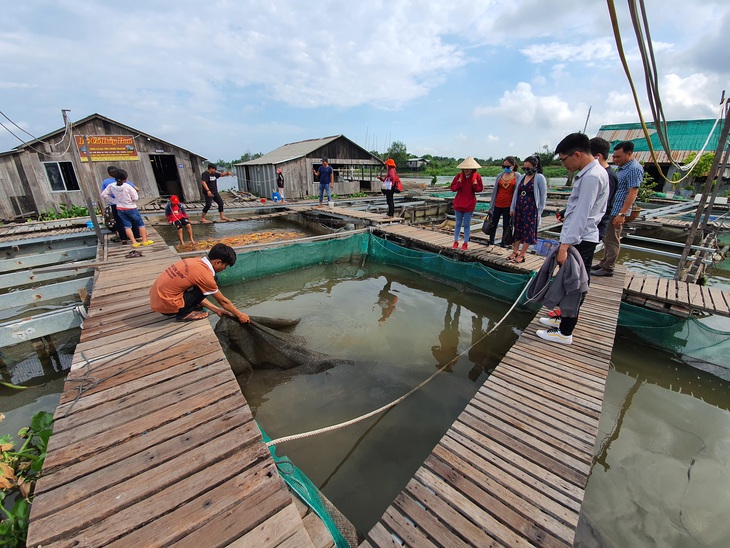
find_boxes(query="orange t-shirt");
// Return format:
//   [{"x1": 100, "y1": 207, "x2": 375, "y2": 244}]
[
  {"x1": 149, "y1": 257, "x2": 218, "y2": 314},
  {"x1": 495, "y1": 175, "x2": 516, "y2": 208}
]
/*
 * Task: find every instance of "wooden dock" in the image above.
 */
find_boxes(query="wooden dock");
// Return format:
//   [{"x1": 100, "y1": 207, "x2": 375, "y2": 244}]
[
  {"x1": 313, "y1": 205, "x2": 405, "y2": 226},
  {"x1": 26, "y1": 229, "x2": 319, "y2": 547},
  {"x1": 363, "y1": 267, "x2": 626, "y2": 547},
  {"x1": 624, "y1": 271, "x2": 730, "y2": 317},
  {"x1": 378, "y1": 224, "x2": 545, "y2": 273}
]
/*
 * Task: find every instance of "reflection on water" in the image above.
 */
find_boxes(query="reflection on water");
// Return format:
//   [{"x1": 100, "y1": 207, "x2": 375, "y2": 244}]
[
  {"x1": 578, "y1": 339, "x2": 730, "y2": 548},
  {"x1": 1, "y1": 331, "x2": 77, "y2": 443},
  {"x1": 223, "y1": 262, "x2": 530, "y2": 533}
]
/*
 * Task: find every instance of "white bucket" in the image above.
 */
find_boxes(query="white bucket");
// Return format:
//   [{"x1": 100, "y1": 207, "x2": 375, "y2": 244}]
[{"x1": 328, "y1": 201, "x2": 334, "y2": 208}]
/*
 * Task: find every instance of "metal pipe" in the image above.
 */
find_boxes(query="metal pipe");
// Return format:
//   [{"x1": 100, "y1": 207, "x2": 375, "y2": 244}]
[{"x1": 623, "y1": 234, "x2": 715, "y2": 252}]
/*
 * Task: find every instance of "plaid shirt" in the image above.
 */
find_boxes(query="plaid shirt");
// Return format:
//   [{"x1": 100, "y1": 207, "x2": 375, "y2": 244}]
[{"x1": 612, "y1": 158, "x2": 643, "y2": 216}]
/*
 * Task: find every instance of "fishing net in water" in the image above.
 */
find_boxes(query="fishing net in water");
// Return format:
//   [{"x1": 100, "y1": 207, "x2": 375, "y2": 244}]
[
  {"x1": 214, "y1": 315, "x2": 354, "y2": 385},
  {"x1": 618, "y1": 302, "x2": 730, "y2": 374},
  {"x1": 258, "y1": 426, "x2": 356, "y2": 548}
]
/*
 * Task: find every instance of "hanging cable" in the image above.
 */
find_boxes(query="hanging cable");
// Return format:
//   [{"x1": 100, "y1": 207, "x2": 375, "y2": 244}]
[{"x1": 606, "y1": 0, "x2": 721, "y2": 185}]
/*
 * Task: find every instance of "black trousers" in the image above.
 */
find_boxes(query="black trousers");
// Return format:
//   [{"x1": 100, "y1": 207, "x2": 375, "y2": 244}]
[
  {"x1": 489, "y1": 206, "x2": 511, "y2": 245},
  {"x1": 382, "y1": 189, "x2": 395, "y2": 216},
  {"x1": 174, "y1": 286, "x2": 205, "y2": 320},
  {"x1": 559, "y1": 240, "x2": 597, "y2": 336},
  {"x1": 203, "y1": 192, "x2": 225, "y2": 213}
]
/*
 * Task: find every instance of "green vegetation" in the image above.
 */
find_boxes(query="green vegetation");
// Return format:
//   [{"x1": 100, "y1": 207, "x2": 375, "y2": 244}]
[
  {"x1": 0, "y1": 411, "x2": 54, "y2": 547},
  {"x1": 214, "y1": 152, "x2": 264, "y2": 170},
  {"x1": 34, "y1": 204, "x2": 89, "y2": 221}
]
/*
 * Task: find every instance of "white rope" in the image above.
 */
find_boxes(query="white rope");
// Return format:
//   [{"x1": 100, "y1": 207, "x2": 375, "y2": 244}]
[{"x1": 265, "y1": 275, "x2": 535, "y2": 447}]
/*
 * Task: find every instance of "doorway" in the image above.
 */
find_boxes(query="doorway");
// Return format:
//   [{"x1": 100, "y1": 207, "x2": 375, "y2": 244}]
[{"x1": 149, "y1": 155, "x2": 184, "y2": 199}]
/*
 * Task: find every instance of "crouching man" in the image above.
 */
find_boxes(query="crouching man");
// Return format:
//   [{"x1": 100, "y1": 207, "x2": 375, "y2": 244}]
[{"x1": 150, "y1": 243, "x2": 250, "y2": 323}]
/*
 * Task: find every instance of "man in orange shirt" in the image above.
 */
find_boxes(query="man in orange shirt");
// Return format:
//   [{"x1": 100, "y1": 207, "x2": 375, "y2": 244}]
[{"x1": 150, "y1": 243, "x2": 250, "y2": 323}]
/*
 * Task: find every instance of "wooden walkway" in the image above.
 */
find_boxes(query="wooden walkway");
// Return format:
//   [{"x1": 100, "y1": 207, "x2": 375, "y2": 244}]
[
  {"x1": 378, "y1": 224, "x2": 544, "y2": 273},
  {"x1": 26, "y1": 229, "x2": 318, "y2": 547},
  {"x1": 624, "y1": 271, "x2": 730, "y2": 317},
  {"x1": 313, "y1": 205, "x2": 405, "y2": 226},
  {"x1": 363, "y1": 266, "x2": 626, "y2": 547}
]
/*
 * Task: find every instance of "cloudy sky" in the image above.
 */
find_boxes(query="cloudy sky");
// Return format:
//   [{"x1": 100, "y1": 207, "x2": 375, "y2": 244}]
[{"x1": 1, "y1": 0, "x2": 728, "y2": 162}]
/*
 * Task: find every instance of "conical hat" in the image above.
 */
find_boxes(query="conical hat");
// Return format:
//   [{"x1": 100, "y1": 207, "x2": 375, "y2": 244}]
[{"x1": 456, "y1": 156, "x2": 482, "y2": 169}]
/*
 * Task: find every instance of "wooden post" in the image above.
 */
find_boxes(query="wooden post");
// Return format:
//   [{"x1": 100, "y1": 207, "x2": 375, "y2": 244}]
[
  {"x1": 62, "y1": 110, "x2": 104, "y2": 243},
  {"x1": 674, "y1": 96, "x2": 730, "y2": 281}
]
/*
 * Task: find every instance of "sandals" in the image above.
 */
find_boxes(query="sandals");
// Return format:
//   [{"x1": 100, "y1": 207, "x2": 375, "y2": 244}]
[
  {"x1": 506, "y1": 252, "x2": 518, "y2": 260},
  {"x1": 125, "y1": 250, "x2": 143, "y2": 259},
  {"x1": 177, "y1": 310, "x2": 209, "y2": 322},
  {"x1": 511, "y1": 255, "x2": 526, "y2": 264}
]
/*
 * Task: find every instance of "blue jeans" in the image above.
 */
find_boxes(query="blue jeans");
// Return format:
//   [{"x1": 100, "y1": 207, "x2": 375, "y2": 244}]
[
  {"x1": 454, "y1": 210, "x2": 474, "y2": 242},
  {"x1": 318, "y1": 183, "x2": 331, "y2": 204}
]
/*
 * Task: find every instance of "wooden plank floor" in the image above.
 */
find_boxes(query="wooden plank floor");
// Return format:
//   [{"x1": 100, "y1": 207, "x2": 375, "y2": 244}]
[
  {"x1": 623, "y1": 271, "x2": 730, "y2": 317},
  {"x1": 26, "y1": 228, "x2": 315, "y2": 547},
  {"x1": 314, "y1": 205, "x2": 405, "y2": 225},
  {"x1": 379, "y1": 224, "x2": 544, "y2": 273},
  {"x1": 362, "y1": 266, "x2": 626, "y2": 547}
]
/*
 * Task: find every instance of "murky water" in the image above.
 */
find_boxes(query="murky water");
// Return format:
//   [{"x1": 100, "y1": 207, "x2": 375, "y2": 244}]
[
  {"x1": 1, "y1": 331, "x2": 77, "y2": 443},
  {"x1": 221, "y1": 260, "x2": 730, "y2": 542},
  {"x1": 223, "y1": 262, "x2": 531, "y2": 533},
  {"x1": 578, "y1": 340, "x2": 730, "y2": 548},
  {"x1": 3, "y1": 224, "x2": 729, "y2": 545}
]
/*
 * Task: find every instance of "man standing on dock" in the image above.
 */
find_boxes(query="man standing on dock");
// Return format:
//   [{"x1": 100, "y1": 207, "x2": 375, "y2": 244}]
[
  {"x1": 150, "y1": 243, "x2": 250, "y2": 323},
  {"x1": 591, "y1": 141, "x2": 643, "y2": 277},
  {"x1": 200, "y1": 163, "x2": 234, "y2": 223},
  {"x1": 536, "y1": 133, "x2": 609, "y2": 345},
  {"x1": 313, "y1": 158, "x2": 334, "y2": 207}
]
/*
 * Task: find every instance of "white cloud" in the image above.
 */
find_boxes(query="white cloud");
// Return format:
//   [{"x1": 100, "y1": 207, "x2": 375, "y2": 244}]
[{"x1": 520, "y1": 39, "x2": 616, "y2": 64}]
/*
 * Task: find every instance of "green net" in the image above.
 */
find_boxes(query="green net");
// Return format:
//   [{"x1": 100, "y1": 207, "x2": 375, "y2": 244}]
[
  {"x1": 366, "y1": 235, "x2": 530, "y2": 303},
  {"x1": 258, "y1": 426, "x2": 351, "y2": 548},
  {"x1": 218, "y1": 233, "x2": 369, "y2": 285},
  {"x1": 618, "y1": 302, "x2": 730, "y2": 368},
  {"x1": 219, "y1": 232, "x2": 531, "y2": 305}
]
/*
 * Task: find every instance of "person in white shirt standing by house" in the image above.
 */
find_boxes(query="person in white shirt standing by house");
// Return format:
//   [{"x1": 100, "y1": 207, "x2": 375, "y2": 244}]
[{"x1": 101, "y1": 169, "x2": 152, "y2": 248}]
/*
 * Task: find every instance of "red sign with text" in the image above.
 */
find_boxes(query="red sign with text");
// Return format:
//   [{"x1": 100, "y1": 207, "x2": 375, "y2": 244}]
[{"x1": 76, "y1": 135, "x2": 139, "y2": 162}]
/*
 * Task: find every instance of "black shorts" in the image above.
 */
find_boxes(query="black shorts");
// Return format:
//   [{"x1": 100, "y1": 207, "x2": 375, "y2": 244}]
[{"x1": 173, "y1": 218, "x2": 190, "y2": 229}]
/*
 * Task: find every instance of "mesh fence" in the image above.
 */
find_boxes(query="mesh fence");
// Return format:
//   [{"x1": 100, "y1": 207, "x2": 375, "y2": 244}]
[
  {"x1": 219, "y1": 232, "x2": 532, "y2": 305},
  {"x1": 618, "y1": 302, "x2": 729, "y2": 369}
]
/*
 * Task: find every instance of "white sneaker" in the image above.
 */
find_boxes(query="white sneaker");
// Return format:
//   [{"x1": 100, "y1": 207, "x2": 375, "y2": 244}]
[
  {"x1": 536, "y1": 327, "x2": 573, "y2": 345},
  {"x1": 539, "y1": 317, "x2": 561, "y2": 327}
]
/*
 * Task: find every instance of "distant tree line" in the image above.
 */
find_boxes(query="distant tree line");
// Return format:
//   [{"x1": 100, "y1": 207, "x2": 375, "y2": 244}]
[
  {"x1": 214, "y1": 152, "x2": 264, "y2": 170},
  {"x1": 371, "y1": 141, "x2": 569, "y2": 177}
]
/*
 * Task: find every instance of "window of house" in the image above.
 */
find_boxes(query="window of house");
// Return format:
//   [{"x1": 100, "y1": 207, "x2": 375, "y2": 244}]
[{"x1": 44, "y1": 162, "x2": 80, "y2": 192}]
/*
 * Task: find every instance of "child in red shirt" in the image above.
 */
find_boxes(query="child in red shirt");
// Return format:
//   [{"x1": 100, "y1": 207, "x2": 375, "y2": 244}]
[{"x1": 165, "y1": 195, "x2": 195, "y2": 246}]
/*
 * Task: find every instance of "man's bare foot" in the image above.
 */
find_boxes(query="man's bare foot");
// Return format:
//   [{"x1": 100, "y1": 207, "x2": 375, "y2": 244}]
[
  {"x1": 220, "y1": 216, "x2": 231, "y2": 221},
  {"x1": 200, "y1": 219, "x2": 212, "y2": 224},
  {"x1": 190, "y1": 240, "x2": 196, "y2": 246}
]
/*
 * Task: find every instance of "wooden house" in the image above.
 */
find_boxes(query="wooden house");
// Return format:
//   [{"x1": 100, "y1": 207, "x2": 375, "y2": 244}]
[
  {"x1": 0, "y1": 113, "x2": 207, "y2": 221},
  {"x1": 234, "y1": 135, "x2": 384, "y2": 199}
]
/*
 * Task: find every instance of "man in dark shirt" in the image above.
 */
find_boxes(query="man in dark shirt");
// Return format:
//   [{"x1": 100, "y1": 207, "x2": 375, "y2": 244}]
[
  {"x1": 590, "y1": 137, "x2": 618, "y2": 240},
  {"x1": 313, "y1": 158, "x2": 334, "y2": 207},
  {"x1": 200, "y1": 163, "x2": 233, "y2": 223}
]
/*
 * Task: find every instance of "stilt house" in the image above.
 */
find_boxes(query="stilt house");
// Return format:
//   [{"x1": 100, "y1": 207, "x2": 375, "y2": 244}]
[{"x1": 234, "y1": 135, "x2": 384, "y2": 199}]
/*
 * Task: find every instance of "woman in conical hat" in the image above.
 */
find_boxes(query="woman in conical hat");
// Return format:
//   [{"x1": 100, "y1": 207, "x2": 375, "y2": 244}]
[{"x1": 450, "y1": 157, "x2": 484, "y2": 250}]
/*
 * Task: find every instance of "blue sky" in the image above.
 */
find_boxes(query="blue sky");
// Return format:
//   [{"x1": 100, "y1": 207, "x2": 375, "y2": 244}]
[{"x1": 1, "y1": 0, "x2": 728, "y2": 162}]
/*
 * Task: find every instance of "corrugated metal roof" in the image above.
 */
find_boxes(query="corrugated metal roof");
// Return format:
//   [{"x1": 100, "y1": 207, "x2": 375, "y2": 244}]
[
  {"x1": 597, "y1": 119, "x2": 722, "y2": 164},
  {"x1": 237, "y1": 135, "x2": 342, "y2": 165}
]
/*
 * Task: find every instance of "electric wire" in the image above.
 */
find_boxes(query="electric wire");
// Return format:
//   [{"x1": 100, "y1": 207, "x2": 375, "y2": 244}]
[{"x1": 606, "y1": 0, "x2": 721, "y2": 185}]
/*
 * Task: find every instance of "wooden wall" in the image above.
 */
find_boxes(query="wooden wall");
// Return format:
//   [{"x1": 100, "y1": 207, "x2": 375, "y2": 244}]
[{"x1": 0, "y1": 118, "x2": 205, "y2": 221}]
